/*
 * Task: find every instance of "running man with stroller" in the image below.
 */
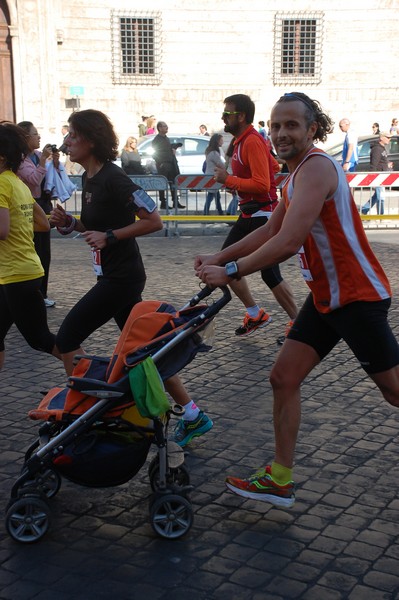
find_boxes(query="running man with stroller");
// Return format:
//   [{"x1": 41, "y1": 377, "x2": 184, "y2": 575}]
[{"x1": 195, "y1": 92, "x2": 399, "y2": 507}]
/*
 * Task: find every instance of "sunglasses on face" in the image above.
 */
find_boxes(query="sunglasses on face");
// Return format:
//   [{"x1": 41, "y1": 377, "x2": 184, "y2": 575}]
[{"x1": 222, "y1": 111, "x2": 241, "y2": 118}]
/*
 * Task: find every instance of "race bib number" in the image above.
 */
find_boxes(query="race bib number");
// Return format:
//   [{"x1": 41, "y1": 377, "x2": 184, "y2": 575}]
[
  {"x1": 91, "y1": 248, "x2": 103, "y2": 276},
  {"x1": 297, "y1": 246, "x2": 313, "y2": 282}
]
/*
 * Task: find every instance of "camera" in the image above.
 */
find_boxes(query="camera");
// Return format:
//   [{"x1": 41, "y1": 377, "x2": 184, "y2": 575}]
[
  {"x1": 58, "y1": 142, "x2": 68, "y2": 154},
  {"x1": 51, "y1": 144, "x2": 58, "y2": 153}
]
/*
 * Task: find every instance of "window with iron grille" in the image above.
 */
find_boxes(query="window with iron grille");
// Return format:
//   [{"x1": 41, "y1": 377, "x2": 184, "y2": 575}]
[
  {"x1": 274, "y1": 13, "x2": 323, "y2": 85},
  {"x1": 111, "y1": 11, "x2": 161, "y2": 85}
]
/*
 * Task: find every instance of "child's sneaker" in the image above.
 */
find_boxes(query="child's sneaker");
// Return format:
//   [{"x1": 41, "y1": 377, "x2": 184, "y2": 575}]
[
  {"x1": 173, "y1": 411, "x2": 213, "y2": 447},
  {"x1": 235, "y1": 309, "x2": 272, "y2": 336},
  {"x1": 225, "y1": 465, "x2": 295, "y2": 507}
]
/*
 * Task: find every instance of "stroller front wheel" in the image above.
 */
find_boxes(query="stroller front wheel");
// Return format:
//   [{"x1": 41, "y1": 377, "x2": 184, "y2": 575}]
[
  {"x1": 5, "y1": 496, "x2": 50, "y2": 543},
  {"x1": 150, "y1": 493, "x2": 193, "y2": 539}
]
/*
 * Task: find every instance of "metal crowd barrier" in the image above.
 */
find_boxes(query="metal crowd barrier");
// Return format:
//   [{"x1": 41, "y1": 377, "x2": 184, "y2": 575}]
[
  {"x1": 64, "y1": 172, "x2": 399, "y2": 236},
  {"x1": 274, "y1": 172, "x2": 399, "y2": 228},
  {"x1": 344, "y1": 172, "x2": 399, "y2": 225},
  {"x1": 65, "y1": 174, "x2": 172, "y2": 236}
]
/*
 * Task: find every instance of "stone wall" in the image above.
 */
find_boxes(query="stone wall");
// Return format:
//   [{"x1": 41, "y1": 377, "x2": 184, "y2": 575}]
[{"x1": 6, "y1": 0, "x2": 399, "y2": 149}]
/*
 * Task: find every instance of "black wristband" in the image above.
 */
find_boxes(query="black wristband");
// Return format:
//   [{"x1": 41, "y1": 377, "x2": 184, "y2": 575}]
[{"x1": 105, "y1": 230, "x2": 118, "y2": 245}]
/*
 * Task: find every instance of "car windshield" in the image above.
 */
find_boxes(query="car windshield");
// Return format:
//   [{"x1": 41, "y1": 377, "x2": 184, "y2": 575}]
[
  {"x1": 358, "y1": 140, "x2": 372, "y2": 158},
  {"x1": 137, "y1": 136, "x2": 209, "y2": 156},
  {"x1": 326, "y1": 137, "x2": 378, "y2": 158},
  {"x1": 389, "y1": 137, "x2": 399, "y2": 153},
  {"x1": 325, "y1": 142, "x2": 343, "y2": 156}
]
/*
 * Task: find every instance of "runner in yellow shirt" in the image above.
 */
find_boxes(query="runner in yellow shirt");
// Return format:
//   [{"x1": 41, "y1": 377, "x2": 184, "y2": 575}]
[{"x1": 0, "y1": 122, "x2": 61, "y2": 370}]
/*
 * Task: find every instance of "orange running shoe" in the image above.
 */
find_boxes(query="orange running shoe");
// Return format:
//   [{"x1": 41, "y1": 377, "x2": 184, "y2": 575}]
[{"x1": 235, "y1": 308, "x2": 272, "y2": 336}]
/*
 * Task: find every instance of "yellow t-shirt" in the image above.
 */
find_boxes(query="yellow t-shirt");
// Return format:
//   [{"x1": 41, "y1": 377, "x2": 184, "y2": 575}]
[{"x1": 0, "y1": 170, "x2": 44, "y2": 284}]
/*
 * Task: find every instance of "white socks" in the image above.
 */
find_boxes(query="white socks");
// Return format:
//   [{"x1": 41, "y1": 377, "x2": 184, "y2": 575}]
[
  {"x1": 183, "y1": 400, "x2": 200, "y2": 421},
  {"x1": 246, "y1": 305, "x2": 261, "y2": 318}
]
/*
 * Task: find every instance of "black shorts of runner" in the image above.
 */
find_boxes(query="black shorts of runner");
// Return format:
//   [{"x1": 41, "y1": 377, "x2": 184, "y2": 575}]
[
  {"x1": 288, "y1": 293, "x2": 399, "y2": 374},
  {"x1": 221, "y1": 214, "x2": 283, "y2": 290}
]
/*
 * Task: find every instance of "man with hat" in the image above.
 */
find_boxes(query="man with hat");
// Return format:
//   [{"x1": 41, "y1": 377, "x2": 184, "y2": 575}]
[{"x1": 362, "y1": 131, "x2": 393, "y2": 215}]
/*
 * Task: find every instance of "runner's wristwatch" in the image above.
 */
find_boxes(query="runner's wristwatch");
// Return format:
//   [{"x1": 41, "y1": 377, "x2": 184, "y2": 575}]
[
  {"x1": 225, "y1": 261, "x2": 241, "y2": 280},
  {"x1": 105, "y1": 230, "x2": 118, "y2": 245}
]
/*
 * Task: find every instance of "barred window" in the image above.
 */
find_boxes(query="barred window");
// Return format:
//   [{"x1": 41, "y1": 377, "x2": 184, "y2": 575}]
[
  {"x1": 111, "y1": 11, "x2": 161, "y2": 85},
  {"x1": 274, "y1": 13, "x2": 323, "y2": 85}
]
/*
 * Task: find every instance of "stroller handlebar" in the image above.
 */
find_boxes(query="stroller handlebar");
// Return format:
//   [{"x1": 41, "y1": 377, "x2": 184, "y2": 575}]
[
  {"x1": 179, "y1": 286, "x2": 231, "y2": 326},
  {"x1": 199, "y1": 286, "x2": 231, "y2": 320},
  {"x1": 184, "y1": 285, "x2": 231, "y2": 310}
]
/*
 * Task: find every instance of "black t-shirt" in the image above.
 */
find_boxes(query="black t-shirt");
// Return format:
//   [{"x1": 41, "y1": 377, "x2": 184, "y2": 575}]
[
  {"x1": 81, "y1": 161, "x2": 145, "y2": 281},
  {"x1": 370, "y1": 142, "x2": 389, "y2": 171}
]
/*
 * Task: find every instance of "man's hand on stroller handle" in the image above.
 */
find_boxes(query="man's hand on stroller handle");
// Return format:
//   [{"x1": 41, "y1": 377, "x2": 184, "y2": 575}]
[
  {"x1": 196, "y1": 264, "x2": 230, "y2": 288},
  {"x1": 195, "y1": 253, "x2": 230, "y2": 288},
  {"x1": 194, "y1": 253, "x2": 220, "y2": 270}
]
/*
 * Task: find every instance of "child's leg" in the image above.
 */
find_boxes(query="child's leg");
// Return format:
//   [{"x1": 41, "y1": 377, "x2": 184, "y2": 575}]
[
  {"x1": 165, "y1": 374, "x2": 213, "y2": 446},
  {"x1": 165, "y1": 374, "x2": 194, "y2": 411}
]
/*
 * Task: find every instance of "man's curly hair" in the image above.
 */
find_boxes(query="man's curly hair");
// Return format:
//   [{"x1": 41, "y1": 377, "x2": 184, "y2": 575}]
[{"x1": 276, "y1": 92, "x2": 334, "y2": 143}]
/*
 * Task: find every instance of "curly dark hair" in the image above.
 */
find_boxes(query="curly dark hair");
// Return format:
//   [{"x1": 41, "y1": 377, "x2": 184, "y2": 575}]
[
  {"x1": 276, "y1": 92, "x2": 334, "y2": 143},
  {"x1": 68, "y1": 109, "x2": 119, "y2": 162},
  {"x1": 0, "y1": 122, "x2": 30, "y2": 172}
]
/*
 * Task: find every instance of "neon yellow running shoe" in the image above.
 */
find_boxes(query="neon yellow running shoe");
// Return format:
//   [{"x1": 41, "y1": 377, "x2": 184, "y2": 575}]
[{"x1": 225, "y1": 465, "x2": 295, "y2": 507}]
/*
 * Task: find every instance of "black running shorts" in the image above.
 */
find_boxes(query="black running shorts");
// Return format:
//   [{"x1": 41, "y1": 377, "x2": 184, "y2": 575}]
[{"x1": 288, "y1": 294, "x2": 399, "y2": 374}]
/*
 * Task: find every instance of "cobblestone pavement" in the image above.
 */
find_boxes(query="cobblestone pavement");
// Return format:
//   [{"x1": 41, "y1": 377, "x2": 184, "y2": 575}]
[{"x1": 1, "y1": 231, "x2": 399, "y2": 600}]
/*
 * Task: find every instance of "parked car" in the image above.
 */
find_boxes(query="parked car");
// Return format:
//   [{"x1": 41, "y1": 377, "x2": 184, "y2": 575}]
[
  {"x1": 136, "y1": 134, "x2": 210, "y2": 175},
  {"x1": 325, "y1": 135, "x2": 399, "y2": 171}
]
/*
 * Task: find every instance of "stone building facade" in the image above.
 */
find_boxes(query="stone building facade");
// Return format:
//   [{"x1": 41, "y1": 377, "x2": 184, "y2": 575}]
[{"x1": 1, "y1": 0, "x2": 398, "y2": 148}]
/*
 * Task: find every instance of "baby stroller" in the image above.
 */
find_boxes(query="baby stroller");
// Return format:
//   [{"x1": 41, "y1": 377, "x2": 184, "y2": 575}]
[{"x1": 5, "y1": 286, "x2": 231, "y2": 543}]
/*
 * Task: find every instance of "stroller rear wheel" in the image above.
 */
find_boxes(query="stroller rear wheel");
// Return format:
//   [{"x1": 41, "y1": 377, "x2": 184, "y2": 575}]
[{"x1": 5, "y1": 496, "x2": 50, "y2": 543}]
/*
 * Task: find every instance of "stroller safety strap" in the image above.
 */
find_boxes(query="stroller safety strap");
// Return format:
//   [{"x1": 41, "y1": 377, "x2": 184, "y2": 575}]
[{"x1": 129, "y1": 356, "x2": 170, "y2": 418}]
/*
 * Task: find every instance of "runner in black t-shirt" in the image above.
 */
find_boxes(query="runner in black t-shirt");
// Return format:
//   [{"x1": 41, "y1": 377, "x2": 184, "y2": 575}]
[
  {"x1": 51, "y1": 110, "x2": 213, "y2": 446},
  {"x1": 52, "y1": 159, "x2": 161, "y2": 375}
]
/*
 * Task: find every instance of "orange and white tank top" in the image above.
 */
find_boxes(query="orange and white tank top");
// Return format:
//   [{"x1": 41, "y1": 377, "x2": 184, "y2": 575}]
[{"x1": 282, "y1": 148, "x2": 391, "y2": 313}]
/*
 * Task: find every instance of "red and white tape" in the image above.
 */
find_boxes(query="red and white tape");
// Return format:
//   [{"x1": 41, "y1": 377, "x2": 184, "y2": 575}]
[
  {"x1": 176, "y1": 175, "x2": 222, "y2": 190},
  {"x1": 345, "y1": 172, "x2": 399, "y2": 187},
  {"x1": 176, "y1": 172, "x2": 399, "y2": 190}
]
